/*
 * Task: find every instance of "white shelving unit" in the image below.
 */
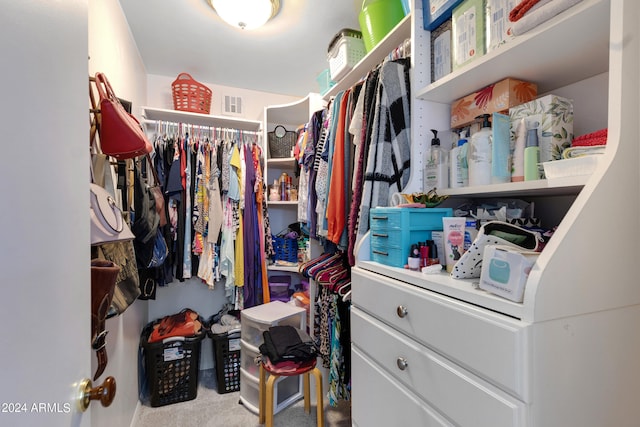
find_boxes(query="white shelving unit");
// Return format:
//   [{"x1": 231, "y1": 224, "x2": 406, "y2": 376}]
[
  {"x1": 336, "y1": 0, "x2": 640, "y2": 426},
  {"x1": 141, "y1": 106, "x2": 262, "y2": 131}
]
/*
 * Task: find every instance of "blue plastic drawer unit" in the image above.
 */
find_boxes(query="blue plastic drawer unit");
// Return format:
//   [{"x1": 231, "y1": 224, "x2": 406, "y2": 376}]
[{"x1": 369, "y1": 207, "x2": 453, "y2": 268}]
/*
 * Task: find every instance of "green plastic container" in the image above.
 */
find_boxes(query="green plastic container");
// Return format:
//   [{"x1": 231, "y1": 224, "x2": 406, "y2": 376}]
[{"x1": 358, "y1": 0, "x2": 406, "y2": 52}]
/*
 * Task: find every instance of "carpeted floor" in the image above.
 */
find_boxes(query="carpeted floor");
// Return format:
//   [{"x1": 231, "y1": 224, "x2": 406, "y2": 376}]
[{"x1": 132, "y1": 369, "x2": 351, "y2": 427}]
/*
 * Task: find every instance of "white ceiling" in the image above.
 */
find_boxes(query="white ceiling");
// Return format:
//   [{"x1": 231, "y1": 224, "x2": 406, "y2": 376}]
[{"x1": 119, "y1": 0, "x2": 363, "y2": 97}]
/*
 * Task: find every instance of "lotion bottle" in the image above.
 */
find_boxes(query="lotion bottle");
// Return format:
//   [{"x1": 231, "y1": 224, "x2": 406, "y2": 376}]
[
  {"x1": 423, "y1": 129, "x2": 449, "y2": 191},
  {"x1": 524, "y1": 121, "x2": 540, "y2": 181},
  {"x1": 468, "y1": 114, "x2": 492, "y2": 186},
  {"x1": 449, "y1": 129, "x2": 469, "y2": 188}
]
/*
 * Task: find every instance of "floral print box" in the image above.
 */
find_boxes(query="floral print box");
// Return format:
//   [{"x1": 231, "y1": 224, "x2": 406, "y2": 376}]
[
  {"x1": 509, "y1": 94, "x2": 574, "y2": 163},
  {"x1": 450, "y1": 77, "x2": 537, "y2": 129}
]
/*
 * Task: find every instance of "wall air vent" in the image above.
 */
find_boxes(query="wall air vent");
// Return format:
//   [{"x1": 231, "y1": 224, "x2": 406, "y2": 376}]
[{"x1": 223, "y1": 94, "x2": 243, "y2": 116}]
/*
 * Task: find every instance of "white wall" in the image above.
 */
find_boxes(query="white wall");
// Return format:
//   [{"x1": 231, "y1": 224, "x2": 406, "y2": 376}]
[{"x1": 88, "y1": 1, "x2": 149, "y2": 426}]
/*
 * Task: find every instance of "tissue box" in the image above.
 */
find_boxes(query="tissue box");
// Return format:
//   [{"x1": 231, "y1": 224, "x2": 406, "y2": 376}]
[
  {"x1": 452, "y1": 0, "x2": 486, "y2": 70},
  {"x1": 479, "y1": 245, "x2": 539, "y2": 302},
  {"x1": 451, "y1": 78, "x2": 537, "y2": 129},
  {"x1": 486, "y1": 0, "x2": 517, "y2": 51},
  {"x1": 509, "y1": 94, "x2": 574, "y2": 163},
  {"x1": 423, "y1": 0, "x2": 464, "y2": 31}
]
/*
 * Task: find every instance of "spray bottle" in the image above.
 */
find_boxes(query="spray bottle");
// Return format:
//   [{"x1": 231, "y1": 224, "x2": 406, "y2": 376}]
[
  {"x1": 423, "y1": 129, "x2": 449, "y2": 191},
  {"x1": 468, "y1": 114, "x2": 492, "y2": 186}
]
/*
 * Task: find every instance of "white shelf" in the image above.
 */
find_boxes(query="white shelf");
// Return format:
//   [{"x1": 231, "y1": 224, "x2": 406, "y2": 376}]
[
  {"x1": 141, "y1": 106, "x2": 262, "y2": 131},
  {"x1": 416, "y1": 0, "x2": 609, "y2": 103},
  {"x1": 267, "y1": 157, "x2": 297, "y2": 167},
  {"x1": 323, "y1": 14, "x2": 411, "y2": 99},
  {"x1": 440, "y1": 175, "x2": 590, "y2": 198},
  {"x1": 267, "y1": 201, "x2": 298, "y2": 206},
  {"x1": 267, "y1": 264, "x2": 300, "y2": 273}
]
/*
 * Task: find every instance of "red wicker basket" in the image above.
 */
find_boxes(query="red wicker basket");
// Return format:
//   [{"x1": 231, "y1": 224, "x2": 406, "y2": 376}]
[{"x1": 171, "y1": 73, "x2": 212, "y2": 114}]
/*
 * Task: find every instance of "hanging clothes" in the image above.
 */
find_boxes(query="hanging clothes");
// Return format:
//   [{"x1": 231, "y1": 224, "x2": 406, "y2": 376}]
[{"x1": 357, "y1": 58, "x2": 412, "y2": 240}]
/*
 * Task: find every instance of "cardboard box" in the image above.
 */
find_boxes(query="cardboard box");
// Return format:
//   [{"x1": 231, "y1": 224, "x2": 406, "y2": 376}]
[
  {"x1": 486, "y1": 0, "x2": 517, "y2": 51},
  {"x1": 423, "y1": 0, "x2": 464, "y2": 31},
  {"x1": 509, "y1": 94, "x2": 574, "y2": 163},
  {"x1": 452, "y1": 0, "x2": 486, "y2": 70},
  {"x1": 451, "y1": 78, "x2": 537, "y2": 129},
  {"x1": 431, "y1": 19, "x2": 452, "y2": 83},
  {"x1": 479, "y1": 245, "x2": 539, "y2": 302}
]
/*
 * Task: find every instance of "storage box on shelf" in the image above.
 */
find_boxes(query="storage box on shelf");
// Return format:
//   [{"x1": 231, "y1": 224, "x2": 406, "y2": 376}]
[
  {"x1": 239, "y1": 301, "x2": 307, "y2": 415},
  {"x1": 450, "y1": 78, "x2": 537, "y2": 129},
  {"x1": 327, "y1": 28, "x2": 367, "y2": 82},
  {"x1": 369, "y1": 207, "x2": 453, "y2": 268},
  {"x1": 452, "y1": 0, "x2": 487, "y2": 70},
  {"x1": 509, "y1": 94, "x2": 574, "y2": 163}
]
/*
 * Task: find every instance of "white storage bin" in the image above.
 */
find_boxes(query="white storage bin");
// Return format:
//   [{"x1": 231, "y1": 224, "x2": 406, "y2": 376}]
[
  {"x1": 241, "y1": 340, "x2": 260, "y2": 377},
  {"x1": 240, "y1": 301, "x2": 306, "y2": 348},
  {"x1": 239, "y1": 368, "x2": 303, "y2": 415},
  {"x1": 327, "y1": 28, "x2": 366, "y2": 82}
]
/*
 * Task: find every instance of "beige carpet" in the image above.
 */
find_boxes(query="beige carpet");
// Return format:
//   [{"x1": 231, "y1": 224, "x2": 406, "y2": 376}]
[{"x1": 132, "y1": 369, "x2": 351, "y2": 427}]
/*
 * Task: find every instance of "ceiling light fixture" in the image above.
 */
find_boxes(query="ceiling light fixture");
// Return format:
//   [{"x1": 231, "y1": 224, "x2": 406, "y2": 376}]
[{"x1": 207, "y1": 0, "x2": 280, "y2": 30}]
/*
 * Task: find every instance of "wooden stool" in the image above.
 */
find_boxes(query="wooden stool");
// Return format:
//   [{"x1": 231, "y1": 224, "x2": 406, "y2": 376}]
[{"x1": 258, "y1": 357, "x2": 324, "y2": 427}]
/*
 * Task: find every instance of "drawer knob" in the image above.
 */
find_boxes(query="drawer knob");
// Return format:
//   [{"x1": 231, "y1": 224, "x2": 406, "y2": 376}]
[
  {"x1": 397, "y1": 357, "x2": 408, "y2": 370},
  {"x1": 396, "y1": 305, "x2": 408, "y2": 318}
]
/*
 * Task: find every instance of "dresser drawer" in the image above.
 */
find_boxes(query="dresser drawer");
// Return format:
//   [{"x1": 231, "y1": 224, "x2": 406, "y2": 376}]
[
  {"x1": 352, "y1": 346, "x2": 453, "y2": 427},
  {"x1": 370, "y1": 207, "x2": 452, "y2": 230},
  {"x1": 352, "y1": 308, "x2": 527, "y2": 427},
  {"x1": 352, "y1": 267, "x2": 529, "y2": 401}
]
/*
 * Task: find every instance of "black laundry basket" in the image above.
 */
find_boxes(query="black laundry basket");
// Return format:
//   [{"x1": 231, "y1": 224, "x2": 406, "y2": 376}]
[
  {"x1": 209, "y1": 328, "x2": 241, "y2": 394},
  {"x1": 140, "y1": 321, "x2": 205, "y2": 407}
]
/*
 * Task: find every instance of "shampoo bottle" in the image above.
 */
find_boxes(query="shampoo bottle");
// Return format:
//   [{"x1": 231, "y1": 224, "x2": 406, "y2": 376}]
[
  {"x1": 524, "y1": 121, "x2": 540, "y2": 181},
  {"x1": 423, "y1": 129, "x2": 449, "y2": 191},
  {"x1": 449, "y1": 129, "x2": 469, "y2": 188},
  {"x1": 468, "y1": 114, "x2": 492, "y2": 186}
]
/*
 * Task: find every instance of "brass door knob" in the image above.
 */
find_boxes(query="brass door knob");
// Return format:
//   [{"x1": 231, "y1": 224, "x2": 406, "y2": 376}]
[{"x1": 77, "y1": 376, "x2": 116, "y2": 412}]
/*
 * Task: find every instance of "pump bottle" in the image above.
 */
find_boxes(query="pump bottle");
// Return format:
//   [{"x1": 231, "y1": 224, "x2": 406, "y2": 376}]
[
  {"x1": 524, "y1": 121, "x2": 540, "y2": 181},
  {"x1": 449, "y1": 129, "x2": 469, "y2": 188},
  {"x1": 423, "y1": 129, "x2": 449, "y2": 191},
  {"x1": 468, "y1": 114, "x2": 492, "y2": 186}
]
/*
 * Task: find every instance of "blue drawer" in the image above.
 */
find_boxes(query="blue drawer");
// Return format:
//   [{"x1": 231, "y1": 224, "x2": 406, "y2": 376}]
[
  {"x1": 370, "y1": 229, "x2": 435, "y2": 250},
  {"x1": 371, "y1": 244, "x2": 405, "y2": 268},
  {"x1": 370, "y1": 207, "x2": 453, "y2": 230}
]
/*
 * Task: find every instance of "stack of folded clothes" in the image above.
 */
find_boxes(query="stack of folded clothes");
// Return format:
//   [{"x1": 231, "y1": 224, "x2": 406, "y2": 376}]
[
  {"x1": 259, "y1": 325, "x2": 318, "y2": 372},
  {"x1": 509, "y1": 0, "x2": 585, "y2": 36},
  {"x1": 563, "y1": 128, "x2": 607, "y2": 159}
]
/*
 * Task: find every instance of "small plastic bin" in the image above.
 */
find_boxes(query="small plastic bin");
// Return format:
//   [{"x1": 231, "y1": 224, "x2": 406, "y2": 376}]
[
  {"x1": 140, "y1": 321, "x2": 205, "y2": 407},
  {"x1": 327, "y1": 28, "x2": 366, "y2": 81},
  {"x1": 269, "y1": 275, "x2": 292, "y2": 302},
  {"x1": 209, "y1": 328, "x2": 242, "y2": 394}
]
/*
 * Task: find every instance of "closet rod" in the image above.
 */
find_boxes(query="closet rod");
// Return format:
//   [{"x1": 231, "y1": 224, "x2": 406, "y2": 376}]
[{"x1": 143, "y1": 119, "x2": 262, "y2": 136}]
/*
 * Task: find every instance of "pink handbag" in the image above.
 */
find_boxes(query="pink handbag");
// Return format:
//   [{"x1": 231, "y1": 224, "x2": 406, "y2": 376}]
[{"x1": 94, "y1": 72, "x2": 152, "y2": 159}]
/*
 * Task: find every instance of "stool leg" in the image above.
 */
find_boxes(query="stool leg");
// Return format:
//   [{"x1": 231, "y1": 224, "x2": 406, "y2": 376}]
[
  {"x1": 266, "y1": 374, "x2": 278, "y2": 427},
  {"x1": 303, "y1": 371, "x2": 311, "y2": 414},
  {"x1": 312, "y1": 368, "x2": 324, "y2": 427},
  {"x1": 259, "y1": 364, "x2": 266, "y2": 425}
]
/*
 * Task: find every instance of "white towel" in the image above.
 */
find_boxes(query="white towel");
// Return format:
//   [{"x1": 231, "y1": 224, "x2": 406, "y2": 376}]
[{"x1": 512, "y1": 0, "x2": 584, "y2": 36}]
